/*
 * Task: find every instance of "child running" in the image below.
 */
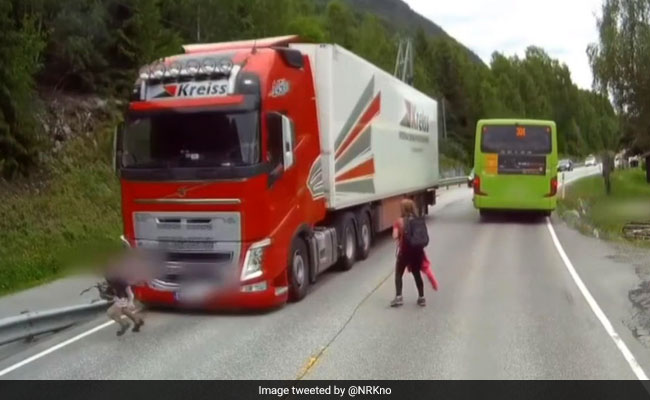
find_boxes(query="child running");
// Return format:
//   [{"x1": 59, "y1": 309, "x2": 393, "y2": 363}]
[
  {"x1": 391, "y1": 199, "x2": 431, "y2": 307},
  {"x1": 391, "y1": 199, "x2": 438, "y2": 308}
]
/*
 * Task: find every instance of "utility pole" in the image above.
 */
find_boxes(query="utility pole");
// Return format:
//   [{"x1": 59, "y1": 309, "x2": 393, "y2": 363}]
[
  {"x1": 196, "y1": 1, "x2": 201, "y2": 42},
  {"x1": 394, "y1": 38, "x2": 414, "y2": 86},
  {"x1": 441, "y1": 98, "x2": 447, "y2": 139}
]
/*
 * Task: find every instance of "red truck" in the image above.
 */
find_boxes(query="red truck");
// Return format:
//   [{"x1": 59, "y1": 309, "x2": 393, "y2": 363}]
[{"x1": 114, "y1": 36, "x2": 440, "y2": 309}]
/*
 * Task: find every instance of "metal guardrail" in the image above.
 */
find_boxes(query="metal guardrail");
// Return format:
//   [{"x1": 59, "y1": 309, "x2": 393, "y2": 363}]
[
  {"x1": 0, "y1": 300, "x2": 111, "y2": 346},
  {"x1": 436, "y1": 176, "x2": 469, "y2": 189}
]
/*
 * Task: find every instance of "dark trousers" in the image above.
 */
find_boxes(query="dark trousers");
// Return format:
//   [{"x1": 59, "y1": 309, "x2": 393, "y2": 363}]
[{"x1": 395, "y1": 250, "x2": 424, "y2": 298}]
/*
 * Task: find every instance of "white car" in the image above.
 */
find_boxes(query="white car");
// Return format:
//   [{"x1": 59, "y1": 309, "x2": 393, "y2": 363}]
[{"x1": 585, "y1": 156, "x2": 597, "y2": 166}]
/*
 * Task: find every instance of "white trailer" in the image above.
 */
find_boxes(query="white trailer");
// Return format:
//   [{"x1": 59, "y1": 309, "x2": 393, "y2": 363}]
[
  {"x1": 293, "y1": 43, "x2": 440, "y2": 231},
  {"x1": 294, "y1": 44, "x2": 440, "y2": 208}
]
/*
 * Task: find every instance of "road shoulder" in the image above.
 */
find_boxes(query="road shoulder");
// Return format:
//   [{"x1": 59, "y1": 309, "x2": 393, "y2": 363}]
[{"x1": 551, "y1": 215, "x2": 650, "y2": 375}]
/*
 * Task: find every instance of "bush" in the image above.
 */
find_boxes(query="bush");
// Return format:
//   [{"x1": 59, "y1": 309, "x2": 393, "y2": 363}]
[{"x1": 0, "y1": 116, "x2": 122, "y2": 295}]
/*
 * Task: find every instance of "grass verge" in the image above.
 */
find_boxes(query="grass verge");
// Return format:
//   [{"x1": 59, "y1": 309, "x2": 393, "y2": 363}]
[
  {"x1": 558, "y1": 168, "x2": 650, "y2": 246},
  {"x1": 0, "y1": 118, "x2": 123, "y2": 297}
]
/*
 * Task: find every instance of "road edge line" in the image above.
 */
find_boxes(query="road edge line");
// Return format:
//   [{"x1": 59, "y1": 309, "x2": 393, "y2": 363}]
[
  {"x1": 0, "y1": 320, "x2": 115, "y2": 377},
  {"x1": 546, "y1": 218, "x2": 648, "y2": 380}
]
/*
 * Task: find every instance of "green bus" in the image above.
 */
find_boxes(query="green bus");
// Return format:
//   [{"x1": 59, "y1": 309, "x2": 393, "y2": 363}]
[{"x1": 472, "y1": 119, "x2": 558, "y2": 217}]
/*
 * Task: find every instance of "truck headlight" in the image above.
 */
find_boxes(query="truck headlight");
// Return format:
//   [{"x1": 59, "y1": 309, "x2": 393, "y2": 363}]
[{"x1": 241, "y1": 238, "x2": 271, "y2": 282}]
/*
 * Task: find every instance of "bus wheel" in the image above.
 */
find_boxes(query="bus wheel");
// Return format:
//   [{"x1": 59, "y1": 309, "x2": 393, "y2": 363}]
[
  {"x1": 479, "y1": 210, "x2": 490, "y2": 219},
  {"x1": 337, "y1": 213, "x2": 357, "y2": 271},
  {"x1": 288, "y1": 238, "x2": 309, "y2": 302},
  {"x1": 357, "y1": 211, "x2": 372, "y2": 261}
]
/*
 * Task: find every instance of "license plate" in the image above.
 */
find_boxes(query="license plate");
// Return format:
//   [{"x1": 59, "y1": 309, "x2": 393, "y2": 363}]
[{"x1": 174, "y1": 285, "x2": 212, "y2": 303}]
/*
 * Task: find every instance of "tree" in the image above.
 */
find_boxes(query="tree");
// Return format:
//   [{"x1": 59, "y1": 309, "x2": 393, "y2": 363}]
[
  {"x1": 44, "y1": 0, "x2": 111, "y2": 92},
  {"x1": 352, "y1": 14, "x2": 396, "y2": 73},
  {"x1": 0, "y1": 0, "x2": 46, "y2": 179},
  {"x1": 108, "y1": 0, "x2": 182, "y2": 94},
  {"x1": 324, "y1": 0, "x2": 355, "y2": 48},
  {"x1": 588, "y1": 0, "x2": 650, "y2": 182}
]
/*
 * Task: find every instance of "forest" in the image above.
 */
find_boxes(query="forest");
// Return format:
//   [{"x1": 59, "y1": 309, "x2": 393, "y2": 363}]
[{"x1": 0, "y1": 0, "x2": 622, "y2": 180}]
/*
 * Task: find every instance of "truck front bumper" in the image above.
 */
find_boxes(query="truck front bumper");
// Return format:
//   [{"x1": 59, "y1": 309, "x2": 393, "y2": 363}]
[{"x1": 134, "y1": 281, "x2": 288, "y2": 311}]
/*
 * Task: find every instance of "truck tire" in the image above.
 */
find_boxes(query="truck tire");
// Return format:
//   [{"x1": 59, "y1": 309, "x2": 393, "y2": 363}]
[
  {"x1": 337, "y1": 213, "x2": 357, "y2": 271},
  {"x1": 288, "y1": 238, "x2": 309, "y2": 302},
  {"x1": 357, "y1": 211, "x2": 372, "y2": 261}
]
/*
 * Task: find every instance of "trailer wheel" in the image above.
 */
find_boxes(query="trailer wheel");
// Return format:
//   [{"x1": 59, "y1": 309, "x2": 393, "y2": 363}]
[
  {"x1": 357, "y1": 211, "x2": 372, "y2": 261},
  {"x1": 288, "y1": 238, "x2": 309, "y2": 302},
  {"x1": 337, "y1": 213, "x2": 357, "y2": 271}
]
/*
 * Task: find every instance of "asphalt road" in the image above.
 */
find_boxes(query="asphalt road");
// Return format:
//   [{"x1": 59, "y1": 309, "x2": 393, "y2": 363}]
[{"x1": 0, "y1": 166, "x2": 645, "y2": 379}]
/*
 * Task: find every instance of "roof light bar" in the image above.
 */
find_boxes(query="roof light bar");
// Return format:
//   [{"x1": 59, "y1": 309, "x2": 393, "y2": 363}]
[
  {"x1": 165, "y1": 62, "x2": 182, "y2": 78},
  {"x1": 138, "y1": 58, "x2": 236, "y2": 81},
  {"x1": 201, "y1": 58, "x2": 218, "y2": 74},
  {"x1": 186, "y1": 60, "x2": 200, "y2": 75},
  {"x1": 138, "y1": 66, "x2": 151, "y2": 80},
  {"x1": 219, "y1": 59, "x2": 234, "y2": 74},
  {"x1": 151, "y1": 63, "x2": 166, "y2": 80}
]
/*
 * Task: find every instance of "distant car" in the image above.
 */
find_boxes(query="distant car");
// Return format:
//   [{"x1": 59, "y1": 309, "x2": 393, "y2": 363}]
[
  {"x1": 468, "y1": 169, "x2": 475, "y2": 188},
  {"x1": 585, "y1": 155, "x2": 597, "y2": 166},
  {"x1": 557, "y1": 159, "x2": 573, "y2": 172}
]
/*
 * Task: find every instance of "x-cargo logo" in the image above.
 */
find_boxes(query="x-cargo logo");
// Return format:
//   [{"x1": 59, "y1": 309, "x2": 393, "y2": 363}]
[
  {"x1": 164, "y1": 81, "x2": 228, "y2": 98},
  {"x1": 400, "y1": 100, "x2": 431, "y2": 133}
]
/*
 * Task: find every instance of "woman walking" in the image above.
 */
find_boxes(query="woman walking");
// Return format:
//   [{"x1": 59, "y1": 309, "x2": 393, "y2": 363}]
[{"x1": 391, "y1": 199, "x2": 427, "y2": 307}]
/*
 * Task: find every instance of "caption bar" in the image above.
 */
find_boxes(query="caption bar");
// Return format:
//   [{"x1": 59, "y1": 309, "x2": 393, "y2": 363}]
[{"x1": 259, "y1": 385, "x2": 391, "y2": 397}]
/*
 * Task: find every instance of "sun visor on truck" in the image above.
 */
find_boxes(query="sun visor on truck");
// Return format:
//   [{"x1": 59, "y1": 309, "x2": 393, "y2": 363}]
[{"x1": 181, "y1": 35, "x2": 301, "y2": 54}]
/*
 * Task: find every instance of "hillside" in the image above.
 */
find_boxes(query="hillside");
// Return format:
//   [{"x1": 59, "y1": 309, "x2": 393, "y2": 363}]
[{"x1": 316, "y1": 0, "x2": 485, "y2": 65}]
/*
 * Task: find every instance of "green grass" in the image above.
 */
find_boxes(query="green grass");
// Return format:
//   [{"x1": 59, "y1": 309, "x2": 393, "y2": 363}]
[
  {"x1": 0, "y1": 120, "x2": 123, "y2": 296},
  {"x1": 559, "y1": 169, "x2": 650, "y2": 245}
]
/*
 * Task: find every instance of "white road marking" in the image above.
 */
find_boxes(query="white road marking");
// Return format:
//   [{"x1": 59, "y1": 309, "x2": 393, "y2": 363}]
[
  {"x1": 546, "y1": 219, "x2": 648, "y2": 380},
  {"x1": 0, "y1": 320, "x2": 115, "y2": 377}
]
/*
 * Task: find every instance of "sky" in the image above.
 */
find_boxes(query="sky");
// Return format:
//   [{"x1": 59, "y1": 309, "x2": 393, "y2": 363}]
[{"x1": 404, "y1": 0, "x2": 604, "y2": 90}]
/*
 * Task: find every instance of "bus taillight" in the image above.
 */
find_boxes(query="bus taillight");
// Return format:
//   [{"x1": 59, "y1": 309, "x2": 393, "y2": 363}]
[
  {"x1": 547, "y1": 177, "x2": 558, "y2": 197},
  {"x1": 473, "y1": 176, "x2": 486, "y2": 196}
]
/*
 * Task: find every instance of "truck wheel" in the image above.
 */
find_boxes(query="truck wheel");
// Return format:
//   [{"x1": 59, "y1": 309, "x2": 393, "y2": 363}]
[
  {"x1": 357, "y1": 212, "x2": 372, "y2": 261},
  {"x1": 337, "y1": 213, "x2": 357, "y2": 271},
  {"x1": 288, "y1": 238, "x2": 309, "y2": 302}
]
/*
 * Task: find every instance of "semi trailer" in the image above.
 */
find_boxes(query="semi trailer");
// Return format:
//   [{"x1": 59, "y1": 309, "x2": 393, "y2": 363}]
[{"x1": 115, "y1": 36, "x2": 440, "y2": 309}]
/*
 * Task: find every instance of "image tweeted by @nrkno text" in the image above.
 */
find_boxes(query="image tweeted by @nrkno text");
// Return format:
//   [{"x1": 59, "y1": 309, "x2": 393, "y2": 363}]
[{"x1": 258, "y1": 385, "x2": 392, "y2": 397}]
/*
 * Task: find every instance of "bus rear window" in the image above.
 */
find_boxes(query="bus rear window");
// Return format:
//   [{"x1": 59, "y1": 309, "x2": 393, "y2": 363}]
[{"x1": 481, "y1": 125, "x2": 552, "y2": 155}]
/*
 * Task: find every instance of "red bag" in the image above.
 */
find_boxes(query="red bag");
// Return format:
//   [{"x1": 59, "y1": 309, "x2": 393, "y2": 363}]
[{"x1": 422, "y1": 254, "x2": 439, "y2": 291}]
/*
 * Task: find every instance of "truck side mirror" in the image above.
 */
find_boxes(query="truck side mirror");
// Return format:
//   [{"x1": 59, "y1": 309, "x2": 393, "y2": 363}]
[
  {"x1": 267, "y1": 112, "x2": 296, "y2": 174},
  {"x1": 281, "y1": 115, "x2": 295, "y2": 171}
]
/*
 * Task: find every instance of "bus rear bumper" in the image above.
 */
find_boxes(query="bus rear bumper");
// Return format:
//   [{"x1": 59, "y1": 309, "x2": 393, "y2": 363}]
[{"x1": 473, "y1": 195, "x2": 556, "y2": 211}]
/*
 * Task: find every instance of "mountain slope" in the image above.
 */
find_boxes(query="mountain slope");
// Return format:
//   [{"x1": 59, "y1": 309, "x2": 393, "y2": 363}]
[{"x1": 317, "y1": 0, "x2": 485, "y2": 66}]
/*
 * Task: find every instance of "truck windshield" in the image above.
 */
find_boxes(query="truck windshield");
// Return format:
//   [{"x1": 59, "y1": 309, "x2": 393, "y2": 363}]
[{"x1": 121, "y1": 110, "x2": 260, "y2": 169}]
